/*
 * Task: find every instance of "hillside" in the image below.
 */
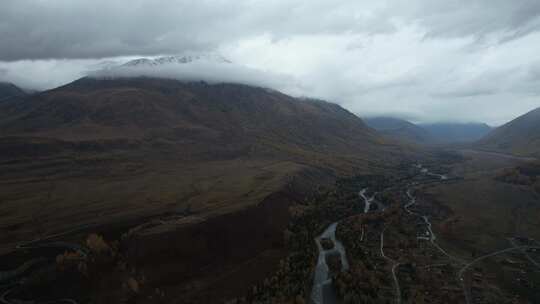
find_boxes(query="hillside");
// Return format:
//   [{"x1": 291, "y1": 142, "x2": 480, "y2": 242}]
[
  {"x1": 478, "y1": 107, "x2": 540, "y2": 157},
  {"x1": 0, "y1": 82, "x2": 26, "y2": 101},
  {"x1": 364, "y1": 116, "x2": 434, "y2": 144},
  {"x1": 0, "y1": 77, "x2": 412, "y2": 302},
  {"x1": 0, "y1": 77, "x2": 382, "y2": 152},
  {"x1": 0, "y1": 77, "x2": 405, "y2": 253}
]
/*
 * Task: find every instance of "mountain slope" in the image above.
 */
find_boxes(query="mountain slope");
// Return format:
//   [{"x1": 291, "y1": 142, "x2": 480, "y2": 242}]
[
  {"x1": 478, "y1": 107, "x2": 540, "y2": 157},
  {"x1": 0, "y1": 77, "x2": 412, "y2": 304},
  {"x1": 0, "y1": 82, "x2": 26, "y2": 101},
  {"x1": 364, "y1": 117, "x2": 434, "y2": 144},
  {"x1": 0, "y1": 77, "x2": 383, "y2": 157},
  {"x1": 0, "y1": 77, "x2": 405, "y2": 254}
]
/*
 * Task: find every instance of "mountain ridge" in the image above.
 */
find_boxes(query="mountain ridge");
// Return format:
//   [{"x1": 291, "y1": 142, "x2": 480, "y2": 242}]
[
  {"x1": 365, "y1": 116, "x2": 492, "y2": 144},
  {"x1": 0, "y1": 77, "x2": 408, "y2": 261},
  {"x1": 0, "y1": 82, "x2": 26, "y2": 101},
  {"x1": 364, "y1": 116, "x2": 434, "y2": 144},
  {"x1": 0, "y1": 77, "x2": 381, "y2": 152},
  {"x1": 478, "y1": 106, "x2": 540, "y2": 157}
]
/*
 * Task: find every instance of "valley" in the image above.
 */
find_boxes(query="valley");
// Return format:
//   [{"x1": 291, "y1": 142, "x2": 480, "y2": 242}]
[
  {"x1": 2, "y1": 145, "x2": 539, "y2": 303},
  {"x1": 2, "y1": 2, "x2": 540, "y2": 303},
  {"x1": 0, "y1": 80, "x2": 539, "y2": 304}
]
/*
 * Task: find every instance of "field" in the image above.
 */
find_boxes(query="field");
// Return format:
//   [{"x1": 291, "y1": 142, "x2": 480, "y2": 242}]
[{"x1": 420, "y1": 150, "x2": 540, "y2": 302}]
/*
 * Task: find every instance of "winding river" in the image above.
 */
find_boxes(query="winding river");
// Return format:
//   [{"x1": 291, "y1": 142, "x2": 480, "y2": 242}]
[
  {"x1": 311, "y1": 187, "x2": 377, "y2": 304},
  {"x1": 310, "y1": 222, "x2": 349, "y2": 304}
]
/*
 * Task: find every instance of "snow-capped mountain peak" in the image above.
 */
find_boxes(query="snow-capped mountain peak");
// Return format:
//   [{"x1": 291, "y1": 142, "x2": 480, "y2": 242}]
[
  {"x1": 87, "y1": 53, "x2": 287, "y2": 91},
  {"x1": 121, "y1": 54, "x2": 232, "y2": 68},
  {"x1": 122, "y1": 58, "x2": 157, "y2": 67}
]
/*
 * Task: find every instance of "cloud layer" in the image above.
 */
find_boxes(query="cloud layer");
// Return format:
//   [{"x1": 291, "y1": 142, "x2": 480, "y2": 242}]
[
  {"x1": 1, "y1": 0, "x2": 540, "y2": 125},
  {"x1": 88, "y1": 56, "x2": 297, "y2": 92}
]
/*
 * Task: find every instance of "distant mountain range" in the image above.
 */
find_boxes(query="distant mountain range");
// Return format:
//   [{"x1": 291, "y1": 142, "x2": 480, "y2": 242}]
[
  {"x1": 419, "y1": 122, "x2": 492, "y2": 143},
  {"x1": 363, "y1": 117, "x2": 434, "y2": 144},
  {"x1": 364, "y1": 116, "x2": 492, "y2": 144},
  {"x1": 366, "y1": 111, "x2": 540, "y2": 158},
  {"x1": 478, "y1": 107, "x2": 540, "y2": 157}
]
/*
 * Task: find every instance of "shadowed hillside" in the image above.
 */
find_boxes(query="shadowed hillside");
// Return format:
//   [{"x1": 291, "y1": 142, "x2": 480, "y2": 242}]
[
  {"x1": 0, "y1": 77, "x2": 414, "y2": 303},
  {"x1": 0, "y1": 77, "x2": 383, "y2": 154},
  {"x1": 0, "y1": 82, "x2": 26, "y2": 101},
  {"x1": 0, "y1": 77, "x2": 407, "y2": 255},
  {"x1": 478, "y1": 107, "x2": 540, "y2": 157}
]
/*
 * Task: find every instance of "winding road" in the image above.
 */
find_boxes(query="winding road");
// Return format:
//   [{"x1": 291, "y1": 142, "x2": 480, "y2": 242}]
[
  {"x1": 0, "y1": 258, "x2": 48, "y2": 284},
  {"x1": 1, "y1": 284, "x2": 78, "y2": 304},
  {"x1": 458, "y1": 245, "x2": 540, "y2": 304},
  {"x1": 359, "y1": 188, "x2": 375, "y2": 213},
  {"x1": 411, "y1": 164, "x2": 540, "y2": 304},
  {"x1": 0, "y1": 232, "x2": 88, "y2": 304},
  {"x1": 380, "y1": 227, "x2": 401, "y2": 304},
  {"x1": 404, "y1": 189, "x2": 418, "y2": 215},
  {"x1": 508, "y1": 238, "x2": 540, "y2": 270},
  {"x1": 406, "y1": 167, "x2": 466, "y2": 264}
]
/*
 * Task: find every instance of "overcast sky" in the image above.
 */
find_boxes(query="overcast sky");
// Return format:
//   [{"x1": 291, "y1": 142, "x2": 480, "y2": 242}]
[{"x1": 1, "y1": 0, "x2": 540, "y2": 125}]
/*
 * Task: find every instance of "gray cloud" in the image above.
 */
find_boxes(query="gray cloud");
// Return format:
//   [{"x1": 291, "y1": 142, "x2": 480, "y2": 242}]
[
  {"x1": 432, "y1": 89, "x2": 497, "y2": 99},
  {"x1": 88, "y1": 57, "x2": 296, "y2": 91},
  {"x1": 0, "y1": 1, "x2": 538, "y2": 61},
  {"x1": 408, "y1": 1, "x2": 540, "y2": 39},
  {"x1": 0, "y1": 1, "x2": 395, "y2": 61},
  {"x1": 3, "y1": 1, "x2": 539, "y2": 61},
  {"x1": 526, "y1": 62, "x2": 540, "y2": 81},
  {"x1": 1, "y1": 0, "x2": 540, "y2": 125}
]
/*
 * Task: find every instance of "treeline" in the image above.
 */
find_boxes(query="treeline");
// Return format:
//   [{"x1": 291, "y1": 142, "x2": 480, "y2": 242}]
[
  {"x1": 496, "y1": 161, "x2": 540, "y2": 192},
  {"x1": 232, "y1": 173, "x2": 399, "y2": 303}
]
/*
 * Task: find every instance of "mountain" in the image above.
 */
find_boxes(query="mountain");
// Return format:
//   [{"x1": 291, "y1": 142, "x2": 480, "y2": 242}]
[
  {"x1": 364, "y1": 116, "x2": 434, "y2": 144},
  {"x1": 419, "y1": 122, "x2": 492, "y2": 143},
  {"x1": 478, "y1": 107, "x2": 540, "y2": 157},
  {"x1": 364, "y1": 117, "x2": 492, "y2": 145},
  {"x1": 121, "y1": 54, "x2": 232, "y2": 68},
  {"x1": 0, "y1": 82, "x2": 26, "y2": 101},
  {"x1": 0, "y1": 77, "x2": 404, "y2": 251},
  {"x1": 0, "y1": 77, "x2": 383, "y2": 154},
  {"x1": 0, "y1": 76, "x2": 413, "y2": 302},
  {"x1": 0, "y1": 77, "x2": 407, "y2": 298}
]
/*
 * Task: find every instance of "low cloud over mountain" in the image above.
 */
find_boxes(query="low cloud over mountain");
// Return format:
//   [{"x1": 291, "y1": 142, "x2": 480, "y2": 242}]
[
  {"x1": 1, "y1": 1, "x2": 540, "y2": 125},
  {"x1": 88, "y1": 54, "x2": 297, "y2": 92}
]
